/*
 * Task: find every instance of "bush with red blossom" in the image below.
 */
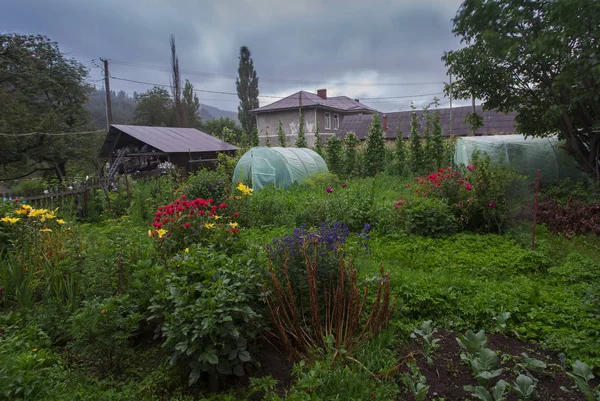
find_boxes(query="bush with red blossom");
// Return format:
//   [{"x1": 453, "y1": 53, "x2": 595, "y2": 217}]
[{"x1": 150, "y1": 195, "x2": 241, "y2": 255}]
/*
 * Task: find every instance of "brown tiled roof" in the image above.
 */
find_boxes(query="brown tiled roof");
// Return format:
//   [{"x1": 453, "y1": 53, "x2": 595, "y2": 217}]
[
  {"x1": 251, "y1": 91, "x2": 376, "y2": 113},
  {"x1": 338, "y1": 105, "x2": 518, "y2": 140},
  {"x1": 100, "y1": 125, "x2": 238, "y2": 155}
]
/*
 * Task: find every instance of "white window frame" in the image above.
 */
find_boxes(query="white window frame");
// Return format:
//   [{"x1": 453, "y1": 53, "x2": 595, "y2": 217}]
[
  {"x1": 333, "y1": 113, "x2": 339, "y2": 130},
  {"x1": 324, "y1": 112, "x2": 331, "y2": 130}
]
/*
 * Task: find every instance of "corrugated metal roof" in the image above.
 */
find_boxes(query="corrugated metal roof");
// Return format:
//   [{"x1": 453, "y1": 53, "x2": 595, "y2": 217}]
[
  {"x1": 102, "y1": 125, "x2": 238, "y2": 154},
  {"x1": 251, "y1": 91, "x2": 375, "y2": 113},
  {"x1": 338, "y1": 105, "x2": 518, "y2": 140}
]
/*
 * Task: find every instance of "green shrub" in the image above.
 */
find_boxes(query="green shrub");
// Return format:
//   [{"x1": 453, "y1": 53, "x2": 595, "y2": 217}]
[
  {"x1": 185, "y1": 170, "x2": 230, "y2": 204},
  {"x1": 149, "y1": 246, "x2": 264, "y2": 385},
  {"x1": 69, "y1": 295, "x2": 141, "y2": 375},
  {"x1": 128, "y1": 177, "x2": 179, "y2": 226},
  {"x1": 401, "y1": 197, "x2": 456, "y2": 237}
]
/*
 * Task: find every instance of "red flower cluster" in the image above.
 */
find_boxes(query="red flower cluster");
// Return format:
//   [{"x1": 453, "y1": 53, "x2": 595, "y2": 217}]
[
  {"x1": 393, "y1": 199, "x2": 408, "y2": 209},
  {"x1": 415, "y1": 167, "x2": 456, "y2": 187},
  {"x1": 151, "y1": 195, "x2": 239, "y2": 235}
]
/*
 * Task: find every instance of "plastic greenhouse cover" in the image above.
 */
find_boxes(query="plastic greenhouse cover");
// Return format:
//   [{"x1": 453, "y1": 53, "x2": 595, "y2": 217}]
[
  {"x1": 454, "y1": 134, "x2": 585, "y2": 182},
  {"x1": 232, "y1": 147, "x2": 328, "y2": 190}
]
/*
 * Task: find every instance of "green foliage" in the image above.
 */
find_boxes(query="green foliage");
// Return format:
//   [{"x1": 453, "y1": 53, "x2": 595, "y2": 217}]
[
  {"x1": 182, "y1": 80, "x2": 201, "y2": 128},
  {"x1": 390, "y1": 123, "x2": 407, "y2": 176},
  {"x1": 409, "y1": 107, "x2": 425, "y2": 174},
  {"x1": 401, "y1": 358, "x2": 430, "y2": 401},
  {"x1": 363, "y1": 114, "x2": 386, "y2": 176},
  {"x1": 410, "y1": 320, "x2": 439, "y2": 365},
  {"x1": 343, "y1": 132, "x2": 360, "y2": 177},
  {"x1": 149, "y1": 246, "x2": 263, "y2": 385},
  {"x1": 250, "y1": 125, "x2": 259, "y2": 147},
  {"x1": 236, "y1": 46, "x2": 259, "y2": 135},
  {"x1": 277, "y1": 119, "x2": 286, "y2": 147},
  {"x1": 203, "y1": 118, "x2": 244, "y2": 145},
  {"x1": 185, "y1": 170, "x2": 230, "y2": 204},
  {"x1": 566, "y1": 360, "x2": 599, "y2": 401},
  {"x1": 132, "y1": 87, "x2": 174, "y2": 126},
  {"x1": 295, "y1": 109, "x2": 308, "y2": 148},
  {"x1": 69, "y1": 295, "x2": 141, "y2": 375},
  {"x1": 313, "y1": 121, "x2": 322, "y2": 155},
  {"x1": 1, "y1": 33, "x2": 94, "y2": 181},
  {"x1": 511, "y1": 374, "x2": 536, "y2": 401},
  {"x1": 128, "y1": 177, "x2": 179, "y2": 225},
  {"x1": 464, "y1": 380, "x2": 509, "y2": 401},
  {"x1": 401, "y1": 197, "x2": 456, "y2": 237},
  {"x1": 325, "y1": 136, "x2": 344, "y2": 176},
  {"x1": 443, "y1": 0, "x2": 600, "y2": 176},
  {"x1": 429, "y1": 102, "x2": 445, "y2": 170}
]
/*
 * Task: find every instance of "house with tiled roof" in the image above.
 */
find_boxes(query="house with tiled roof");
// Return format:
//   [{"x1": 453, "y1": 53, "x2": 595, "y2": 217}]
[
  {"x1": 250, "y1": 89, "x2": 376, "y2": 146},
  {"x1": 338, "y1": 105, "x2": 519, "y2": 141}
]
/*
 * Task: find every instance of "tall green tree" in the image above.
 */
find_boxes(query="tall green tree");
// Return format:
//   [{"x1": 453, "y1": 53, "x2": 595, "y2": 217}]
[
  {"x1": 295, "y1": 109, "x2": 308, "y2": 148},
  {"x1": 409, "y1": 105, "x2": 424, "y2": 174},
  {"x1": 251, "y1": 125, "x2": 259, "y2": 147},
  {"x1": 277, "y1": 120, "x2": 286, "y2": 147},
  {"x1": 363, "y1": 114, "x2": 385, "y2": 176},
  {"x1": 443, "y1": 0, "x2": 600, "y2": 177},
  {"x1": 170, "y1": 35, "x2": 184, "y2": 127},
  {"x1": 344, "y1": 132, "x2": 360, "y2": 177},
  {"x1": 326, "y1": 136, "x2": 344, "y2": 176},
  {"x1": 182, "y1": 80, "x2": 201, "y2": 128},
  {"x1": 203, "y1": 117, "x2": 242, "y2": 143},
  {"x1": 313, "y1": 121, "x2": 322, "y2": 155},
  {"x1": 392, "y1": 121, "x2": 407, "y2": 176},
  {"x1": 236, "y1": 46, "x2": 259, "y2": 136},
  {"x1": 430, "y1": 100, "x2": 445, "y2": 169},
  {"x1": 132, "y1": 87, "x2": 173, "y2": 126},
  {"x1": 1, "y1": 34, "x2": 92, "y2": 181}
]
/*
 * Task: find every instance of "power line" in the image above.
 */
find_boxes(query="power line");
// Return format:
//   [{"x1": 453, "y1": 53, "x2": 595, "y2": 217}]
[
  {"x1": 109, "y1": 59, "x2": 446, "y2": 87},
  {"x1": 0, "y1": 129, "x2": 106, "y2": 137},
  {"x1": 111, "y1": 75, "x2": 444, "y2": 101}
]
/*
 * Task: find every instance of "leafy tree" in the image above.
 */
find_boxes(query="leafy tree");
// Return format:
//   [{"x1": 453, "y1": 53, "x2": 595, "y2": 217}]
[
  {"x1": 326, "y1": 136, "x2": 344, "y2": 176},
  {"x1": 443, "y1": 0, "x2": 600, "y2": 177},
  {"x1": 313, "y1": 121, "x2": 322, "y2": 155},
  {"x1": 182, "y1": 80, "x2": 201, "y2": 128},
  {"x1": 236, "y1": 46, "x2": 259, "y2": 136},
  {"x1": 202, "y1": 117, "x2": 242, "y2": 143},
  {"x1": 251, "y1": 126, "x2": 259, "y2": 147},
  {"x1": 220, "y1": 127, "x2": 237, "y2": 145},
  {"x1": 277, "y1": 119, "x2": 286, "y2": 147},
  {"x1": 409, "y1": 105, "x2": 425, "y2": 174},
  {"x1": 0, "y1": 33, "x2": 93, "y2": 181},
  {"x1": 295, "y1": 109, "x2": 308, "y2": 148},
  {"x1": 363, "y1": 114, "x2": 385, "y2": 176},
  {"x1": 132, "y1": 87, "x2": 173, "y2": 126},
  {"x1": 344, "y1": 132, "x2": 360, "y2": 177},
  {"x1": 85, "y1": 89, "x2": 137, "y2": 128}
]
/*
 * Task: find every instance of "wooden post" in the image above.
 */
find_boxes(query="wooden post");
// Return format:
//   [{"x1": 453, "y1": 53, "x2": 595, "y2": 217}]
[
  {"x1": 531, "y1": 169, "x2": 541, "y2": 251},
  {"x1": 102, "y1": 58, "x2": 113, "y2": 128}
]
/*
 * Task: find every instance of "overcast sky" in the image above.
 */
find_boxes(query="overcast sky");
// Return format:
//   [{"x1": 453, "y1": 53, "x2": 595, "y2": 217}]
[{"x1": 2, "y1": 0, "x2": 471, "y2": 113}]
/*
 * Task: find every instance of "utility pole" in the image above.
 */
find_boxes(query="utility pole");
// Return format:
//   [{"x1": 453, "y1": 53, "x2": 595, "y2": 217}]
[
  {"x1": 449, "y1": 73, "x2": 453, "y2": 137},
  {"x1": 102, "y1": 58, "x2": 113, "y2": 129}
]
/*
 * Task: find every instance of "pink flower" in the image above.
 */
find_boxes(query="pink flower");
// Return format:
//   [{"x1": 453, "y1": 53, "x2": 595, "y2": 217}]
[
  {"x1": 342, "y1": 183, "x2": 348, "y2": 188},
  {"x1": 489, "y1": 200, "x2": 496, "y2": 208},
  {"x1": 466, "y1": 164, "x2": 474, "y2": 171},
  {"x1": 465, "y1": 183, "x2": 473, "y2": 191},
  {"x1": 326, "y1": 187, "x2": 333, "y2": 193}
]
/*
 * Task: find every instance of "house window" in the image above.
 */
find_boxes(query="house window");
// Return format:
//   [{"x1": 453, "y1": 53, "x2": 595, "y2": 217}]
[
  {"x1": 333, "y1": 114, "x2": 339, "y2": 130},
  {"x1": 324, "y1": 112, "x2": 331, "y2": 130}
]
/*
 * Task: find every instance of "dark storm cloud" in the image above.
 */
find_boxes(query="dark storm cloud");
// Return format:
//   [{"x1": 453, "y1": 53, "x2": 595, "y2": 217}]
[{"x1": 1, "y1": 0, "x2": 466, "y2": 112}]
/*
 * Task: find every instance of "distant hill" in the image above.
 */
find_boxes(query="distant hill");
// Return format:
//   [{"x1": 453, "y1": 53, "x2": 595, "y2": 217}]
[
  {"x1": 85, "y1": 88, "x2": 239, "y2": 128},
  {"x1": 200, "y1": 104, "x2": 239, "y2": 124}
]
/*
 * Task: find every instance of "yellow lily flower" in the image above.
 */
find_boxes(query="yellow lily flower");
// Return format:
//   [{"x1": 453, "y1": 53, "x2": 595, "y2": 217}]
[
  {"x1": 204, "y1": 223, "x2": 215, "y2": 229},
  {"x1": 56, "y1": 219, "x2": 66, "y2": 225},
  {"x1": 228, "y1": 222, "x2": 239, "y2": 228},
  {"x1": 184, "y1": 248, "x2": 189, "y2": 253},
  {"x1": 213, "y1": 215, "x2": 221, "y2": 220},
  {"x1": 1, "y1": 216, "x2": 20, "y2": 224},
  {"x1": 40, "y1": 227, "x2": 52, "y2": 232},
  {"x1": 156, "y1": 229, "x2": 167, "y2": 238}
]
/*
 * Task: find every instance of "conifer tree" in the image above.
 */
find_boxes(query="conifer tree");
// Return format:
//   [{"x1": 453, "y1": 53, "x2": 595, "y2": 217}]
[
  {"x1": 344, "y1": 132, "x2": 360, "y2": 177},
  {"x1": 313, "y1": 121, "x2": 322, "y2": 155},
  {"x1": 295, "y1": 109, "x2": 308, "y2": 148},
  {"x1": 363, "y1": 114, "x2": 386, "y2": 176},
  {"x1": 326, "y1": 136, "x2": 344, "y2": 176},
  {"x1": 409, "y1": 105, "x2": 424, "y2": 174},
  {"x1": 251, "y1": 126, "x2": 259, "y2": 147},
  {"x1": 430, "y1": 100, "x2": 445, "y2": 169},
  {"x1": 393, "y1": 120, "x2": 407, "y2": 176},
  {"x1": 277, "y1": 119, "x2": 286, "y2": 147}
]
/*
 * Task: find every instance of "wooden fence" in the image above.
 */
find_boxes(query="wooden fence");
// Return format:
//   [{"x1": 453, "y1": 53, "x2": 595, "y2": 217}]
[{"x1": 1, "y1": 170, "x2": 164, "y2": 217}]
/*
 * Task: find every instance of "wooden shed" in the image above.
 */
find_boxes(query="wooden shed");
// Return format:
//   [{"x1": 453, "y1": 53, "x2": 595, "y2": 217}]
[{"x1": 99, "y1": 125, "x2": 238, "y2": 173}]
